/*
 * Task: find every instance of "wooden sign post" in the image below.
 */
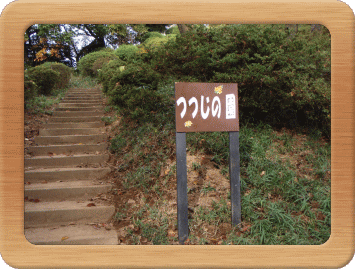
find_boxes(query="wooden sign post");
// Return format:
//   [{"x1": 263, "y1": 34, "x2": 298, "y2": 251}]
[{"x1": 175, "y1": 82, "x2": 241, "y2": 244}]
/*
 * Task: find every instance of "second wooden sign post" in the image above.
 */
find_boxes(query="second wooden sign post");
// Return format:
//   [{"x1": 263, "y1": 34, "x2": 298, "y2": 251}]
[{"x1": 175, "y1": 82, "x2": 241, "y2": 244}]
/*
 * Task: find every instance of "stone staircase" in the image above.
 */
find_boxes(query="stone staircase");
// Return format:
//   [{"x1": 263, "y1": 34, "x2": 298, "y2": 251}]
[{"x1": 24, "y1": 88, "x2": 118, "y2": 245}]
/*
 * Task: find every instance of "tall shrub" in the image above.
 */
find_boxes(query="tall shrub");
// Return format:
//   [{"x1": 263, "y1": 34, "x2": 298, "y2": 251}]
[
  {"x1": 40, "y1": 62, "x2": 72, "y2": 89},
  {"x1": 114, "y1": 44, "x2": 139, "y2": 61},
  {"x1": 24, "y1": 73, "x2": 38, "y2": 101},
  {"x1": 25, "y1": 65, "x2": 61, "y2": 95},
  {"x1": 98, "y1": 58, "x2": 127, "y2": 94},
  {"x1": 105, "y1": 63, "x2": 162, "y2": 121},
  {"x1": 148, "y1": 24, "x2": 330, "y2": 135},
  {"x1": 77, "y1": 50, "x2": 119, "y2": 77}
]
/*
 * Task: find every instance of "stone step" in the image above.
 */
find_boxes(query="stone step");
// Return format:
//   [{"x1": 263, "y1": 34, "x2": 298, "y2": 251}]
[
  {"x1": 64, "y1": 96, "x2": 103, "y2": 100},
  {"x1": 63, "y1": 96, "x2": 103, "y2": 100},
  {"x1": 55, "y1": 107, "x2": 104, "y2": 112},
  {"x1": 25, "y1": 167, "x2": 111, "y2": 182},
  {"x1": 25, "y1": 180, "x2": 112, "y2": 201},
  {"x1": 62, "y1": 95, "x2": 103, "y2": 99},
  {"x1": 39, "y1": 128, "x2": 104, "y2": 136},
  {"x1": 43, "y1": 122, "x2": 105, "y2": 129},
  {"x1": 67, "y1": 89, "x2": 102, "y2": 92},
  {"x1": 24, "y1": 87, "x2": 117, "y2": 245},
  {"x1": 66, "y1": 89, "x2": 102, "y2": 92},
  {"x1": 48, "y1": 116, "x2": 103, "y2": 122},
  {"x1": 62, "y1": 99, "x2": 103, "y2": 104},
  {"x1": 27, "y1": 143, "x2": 107, "y2": 156},
  {"x1": 65, "y1": 93, "x2": 102, "y2": 97},
  {"x1": 60, "y1": 100, "x2": 104, "y2": 104},
  {"x1": 25, "y1": 201, "x2": 115, "y2": 228},
  {"x1": 59, "y1": 103, "x2": 105, "y2": 108},
  {"x1": 34, "y1": 134, "x2": 107, "y2": 145},
  {"x1": 25, "y1": 225, "x2": 118, "y2": 245},
  {"x1": 52, "y1": 111, "x2": 104, "y2": 117},
  {"x1": 25, "y1": 154, "x2": 109, "y2": 168}
]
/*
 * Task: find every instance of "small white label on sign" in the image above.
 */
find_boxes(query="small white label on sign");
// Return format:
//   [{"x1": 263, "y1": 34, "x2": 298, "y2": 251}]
[{"x1": 226, "y1": 94, "x2": 236, "y2": 119}]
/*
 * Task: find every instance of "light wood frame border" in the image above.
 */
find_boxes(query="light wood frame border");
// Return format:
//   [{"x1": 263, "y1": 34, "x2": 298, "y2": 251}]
[{"x1": 0, "y1": 0, "x2": 354, "y2": 268}]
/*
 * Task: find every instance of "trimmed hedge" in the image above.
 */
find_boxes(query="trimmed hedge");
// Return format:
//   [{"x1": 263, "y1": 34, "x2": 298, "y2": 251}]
[
  {"x1": 147, "y1": 24, "x2": 330, "y2": 135},
  {"x1": 40, "y1": 62, "x2": 72, "y2": 89},
  {"x1": 114, "y1": 44, "x2": 139, "y2": 61},
  {"x1": 77, "y1": 50, "x2": 119, "y2": 77},
  {"x1": 24, "y1": 73, "x2": 38, "y2": 101},
  {"x1": 104, "y1": 63, "x2": 162, "y2": 121},
  {"x1": 25, "y1": 62, "x2": 72, "y2": 96},
  {"x1": 94, "y1": 24, "x2": 330, "y2": 136},
  {"x1": 25, "y1": 65, "x2": 60, "y2": 96},
  {"x1": 140, "y1": 31, "x2": 164, "y2": 43},
  {"x1": 143, "y1": 35, "x2": 169, "y2": 51},
  {"x1": 98, "y1": 58, "x2": 127, "y2": 94}
]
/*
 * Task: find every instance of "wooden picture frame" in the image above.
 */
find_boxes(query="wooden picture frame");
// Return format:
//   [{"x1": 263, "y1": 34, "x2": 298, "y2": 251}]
[{"x1": 0, "y1": 0, "x2": 354, "y2": 267}]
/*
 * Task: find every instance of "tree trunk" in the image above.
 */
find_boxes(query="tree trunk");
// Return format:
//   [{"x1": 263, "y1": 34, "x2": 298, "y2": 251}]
[{"x1": 177, "y1": 24, "x2": 190, "y2": 34}]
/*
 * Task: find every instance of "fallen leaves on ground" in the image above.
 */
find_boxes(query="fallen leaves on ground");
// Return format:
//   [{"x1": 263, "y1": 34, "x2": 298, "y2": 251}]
[
  {"x1": 316, "y1": 212, "x2": 326, "y2": 221},
  {"x1": 167, "y1": 230, "x2": 176, "y2": 237},
  {"x1": 311, "y1": 201, "x2": 320, "y2": 209},
  {"x1": 240, "y1": 224, "x2": 251, "y2": 233}
]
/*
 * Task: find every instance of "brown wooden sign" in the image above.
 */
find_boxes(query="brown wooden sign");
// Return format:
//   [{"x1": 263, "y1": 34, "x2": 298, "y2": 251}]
[{"x1": 175, "y1": 82, "x2": 239, "y2": 132}]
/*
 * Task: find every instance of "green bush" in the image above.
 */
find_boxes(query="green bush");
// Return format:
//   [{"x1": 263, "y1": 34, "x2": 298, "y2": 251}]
[
  {"x1": 40, "y1": 62, "x2": 72, "y2": 89},
  {"x1": 25, "y1": 65, "x2": 61, "y2": 95},
  {"x1": 141, "y1": 32, "x2": 173, "y2": 52},
  {"x1": 25, "y1": 62, "x2": 72, "y2": 96},
  {"x1": 143, "y1": 36, "x2": 169, "y2": 50},
  {"x1": 98, "y1": 58, "x2": 127, "y2": 94},
  {"x1": 108, "y1": 84, "x2": 162, "y2": 121},
  {"x1": 106, "y1": 63, "x2": 162, "y2": 121},
  {"x1": 110, "y1": 134, "x2": 127, "y2": 153},
  {"x1": 24, "y1": 73, "x2": 38, "y2": 101},
  {"x1": 109, "y1": 63, "x2": 161, "y2": 89},
  {"x1": 140, "y1": 31, "x2": 164, "y2": 43},
  {"x1": 147, "y1": 24, "x2": 330, "y2": 136},
  {"x1": 114, "y1": 44, "x2": 139, "y2": 61},
  {"x1": 77, "y1": 50, "x2": 119, "y2": 77},
  {"x1": 166, "y1": 25, "x2": 180, "y2": 35}
]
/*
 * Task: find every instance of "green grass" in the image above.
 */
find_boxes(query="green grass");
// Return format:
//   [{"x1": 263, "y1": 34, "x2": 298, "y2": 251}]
[
  {"x1": 68, "y1": 74, "x2": 101, "y2": 89},
  {"x1": 186, "y1": 124, "x2": 331, "y2": 245},
  {"x1": 25, "y1": 87, "x2": 67, "y2": 114},
  {"x1": 109, "y1": 81, "x2": 330, "y2": 246},
  {"x1": 201, "y1": 184, "x2": 216, "y2": 195},
  {"x1": 101, "y1": 116, "x2": 117, "y2": 125},
  {"x1": 25, "y1": 74, "x2": 101, "y2": 115}
]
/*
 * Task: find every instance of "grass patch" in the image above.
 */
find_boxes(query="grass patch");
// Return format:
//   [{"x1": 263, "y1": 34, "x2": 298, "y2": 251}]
[
  {"x1": 68, "y1": 74, "x2": 102, "y2": 89},
  {"x1": 108, "y1": 81, "x2": 330, "y2": 246},
  {"x1": 25, "y1": 87, "x2": 67, "y2": 115}
]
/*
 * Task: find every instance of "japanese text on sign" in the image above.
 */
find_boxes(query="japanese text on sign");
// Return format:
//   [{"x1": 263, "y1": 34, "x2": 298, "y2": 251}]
[{"x1": 175, "y1": 82, "x2": 239, "y2": 132}]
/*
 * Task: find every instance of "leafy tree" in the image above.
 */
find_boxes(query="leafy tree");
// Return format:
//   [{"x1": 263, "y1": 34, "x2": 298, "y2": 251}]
[
  {"x1": 25, "y1": 24, "x2": 172, "y2": 68},
  {"x1": 73, "y1": 24, "x2": 110, "y2": 63},
  {"x1": 25, "y1": 24, "x2": 74, "y2": 67},
  {"x1": 177, "y1": 24, "x2": 191, "y2": 34}
]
